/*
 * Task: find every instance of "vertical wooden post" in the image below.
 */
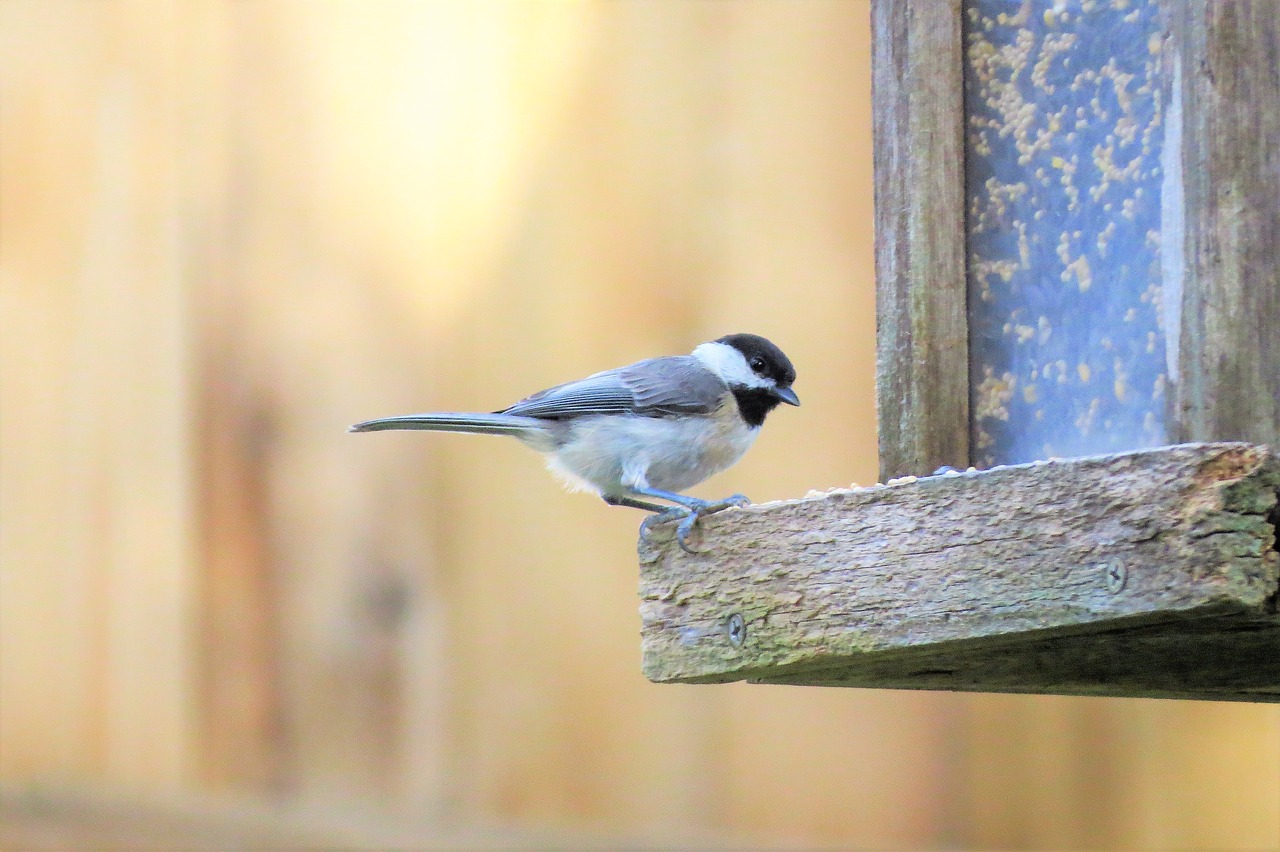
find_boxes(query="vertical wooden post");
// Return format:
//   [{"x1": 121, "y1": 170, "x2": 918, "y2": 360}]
[
  {"x1": 1168, "y1": 1, "x2": 1280, "y2": 447},
  {"x1": 872, "y1": 0, "x2": 969, "y2": 481}
]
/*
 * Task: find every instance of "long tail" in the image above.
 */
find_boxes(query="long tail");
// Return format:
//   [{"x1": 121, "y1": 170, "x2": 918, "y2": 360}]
[{"x1": 348, "y1": 412, "x2": 546, "y2": 437}]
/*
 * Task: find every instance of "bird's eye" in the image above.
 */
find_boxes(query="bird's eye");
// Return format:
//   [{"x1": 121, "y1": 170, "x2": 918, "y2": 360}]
[{"x1": 749, "y1": 356, "x2": 766, "y2": 373}]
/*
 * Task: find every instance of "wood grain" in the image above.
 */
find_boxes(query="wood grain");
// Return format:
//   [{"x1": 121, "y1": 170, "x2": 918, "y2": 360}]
[
  {"x1": 1168, "y1": 1, "x2": 1280, "y2": 448},
  {"x1": 640, "y1": 443, "x2": 1280, "y2": 701},
  {"x1": 872, "y1": 0, "x2": 969, "y2": 480}
]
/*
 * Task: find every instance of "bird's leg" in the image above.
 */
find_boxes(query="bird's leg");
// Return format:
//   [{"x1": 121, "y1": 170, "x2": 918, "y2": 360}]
[
  {"x1": 602, "y1": 494, "x2": 669, "y2": 513},
  {"x1": 604, "y1": 493, "x2": 693, "y2": 550},
  {"x1": 628, "y1": 487, "x2": 751, "y2": 554}
]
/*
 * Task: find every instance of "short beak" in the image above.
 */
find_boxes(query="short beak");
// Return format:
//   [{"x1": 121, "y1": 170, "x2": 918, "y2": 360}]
[{"x1": 773, "y1": 386, "x2": 800, "y2": 406}]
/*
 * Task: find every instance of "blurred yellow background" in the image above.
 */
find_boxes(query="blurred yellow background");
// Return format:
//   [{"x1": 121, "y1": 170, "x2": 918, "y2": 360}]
[{"x1": 1, "y1": 1, "x2": 1276, "y2": 848}]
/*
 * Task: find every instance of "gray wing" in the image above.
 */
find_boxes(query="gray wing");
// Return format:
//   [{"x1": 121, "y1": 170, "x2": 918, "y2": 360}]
[{"x1": 500, "y1": 355, "x2": 725, "y2": 420}]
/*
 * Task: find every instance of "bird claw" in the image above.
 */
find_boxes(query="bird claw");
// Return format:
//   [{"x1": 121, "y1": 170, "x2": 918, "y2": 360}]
[
  {"x1": 640, "y1": 495, "x2": 752, "y2": 555},
  {"x1": 674, "y1": 511, "x2": 701, "y2": 553},
  {"x1": 640, "y1": 507, "x2": 688, "y2": 538}
]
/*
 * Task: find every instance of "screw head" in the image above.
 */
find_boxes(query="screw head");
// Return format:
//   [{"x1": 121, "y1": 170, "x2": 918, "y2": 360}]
[
  {"x1": 727, "y1": 613, "x2": 746, "y2": 647},
  {"x1": 1103, "y1": 558, "x2": 1128, "y2": 594}
]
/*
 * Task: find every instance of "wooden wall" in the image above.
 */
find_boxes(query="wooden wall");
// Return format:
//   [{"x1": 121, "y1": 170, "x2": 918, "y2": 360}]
[{"x1": 1, "y1": 2, "x2": 1276, "y2": 848}]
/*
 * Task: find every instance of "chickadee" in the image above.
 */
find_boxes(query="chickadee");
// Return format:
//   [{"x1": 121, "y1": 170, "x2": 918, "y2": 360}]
[{"x1": 350, "y1": 333, "x2": 799, "y2": 553}]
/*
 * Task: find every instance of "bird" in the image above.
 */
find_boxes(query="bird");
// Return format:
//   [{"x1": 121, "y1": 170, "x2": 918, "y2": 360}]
[{"x1": 349, "y1": 333, "x2": 798, "y2": 553}]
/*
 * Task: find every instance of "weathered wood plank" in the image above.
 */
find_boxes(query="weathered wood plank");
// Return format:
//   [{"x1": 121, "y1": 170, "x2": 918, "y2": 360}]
[
  {"x1": 872, "y1": 0, "x2": 969, "y2": 480},
  {"x1": 1166, "y1": 1, "x2": 1280, "y2": 449},
  {"x1": 639, "y1": 443, "x2": 1280, "y2": 701}
]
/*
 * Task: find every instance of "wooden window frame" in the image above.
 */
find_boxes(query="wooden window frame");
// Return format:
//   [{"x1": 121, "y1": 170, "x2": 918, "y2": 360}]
[{"x1": 873, "y1": 0, "x2": 1280, "y2": 481}]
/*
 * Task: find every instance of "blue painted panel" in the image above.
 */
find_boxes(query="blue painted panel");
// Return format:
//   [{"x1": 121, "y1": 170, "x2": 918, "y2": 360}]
[{"x1": 964, "y1": 0, "x2": 1168, "y2": 467}]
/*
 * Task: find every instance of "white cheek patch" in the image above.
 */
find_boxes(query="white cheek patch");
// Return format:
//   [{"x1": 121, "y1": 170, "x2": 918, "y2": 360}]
[{"x1": 691, "y1": 342, "x2": 772, "y2": 389}]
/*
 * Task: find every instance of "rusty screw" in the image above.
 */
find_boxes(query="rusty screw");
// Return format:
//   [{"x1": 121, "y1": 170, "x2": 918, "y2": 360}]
[{"x1": 727, "y1": 613, "x2": 746, "y2": 647}]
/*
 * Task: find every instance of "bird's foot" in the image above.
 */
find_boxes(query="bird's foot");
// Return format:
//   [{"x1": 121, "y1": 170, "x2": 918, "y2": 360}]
[
  {"x1": 641, "y1": 494, "x2": 751, "y2": 554},
  {"x1": 640, "y1": 506, "x2": 689, "y2": 537}
]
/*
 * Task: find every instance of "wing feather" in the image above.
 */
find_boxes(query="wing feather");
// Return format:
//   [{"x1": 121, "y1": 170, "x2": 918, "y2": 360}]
[
  {"x1": 620, "y1": 356, "x2": 726, "y2": 416},
  {"x1": 500, "y1": 370, "x2": 635, "y2": 419},
  {"x1": 499, "y1": 356, "x2": 724, "y2": 419}
]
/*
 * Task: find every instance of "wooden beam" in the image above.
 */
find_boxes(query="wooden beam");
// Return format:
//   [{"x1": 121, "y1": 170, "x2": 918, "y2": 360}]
[
  {"x1": 1167, "y1": 1, "x2": 1280, "y2": 448},
  {"x1": 639, "y1": 443, "x2": 1280, "y2": 702},
  {"x1": 871, "y1": 0, "x2": 969, "y2": 480}
]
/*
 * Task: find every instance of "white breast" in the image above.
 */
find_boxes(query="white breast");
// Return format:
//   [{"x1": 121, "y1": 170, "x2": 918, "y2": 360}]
[{"x1": 544, "y1": 400, "x2": 758, "y2": 497}]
